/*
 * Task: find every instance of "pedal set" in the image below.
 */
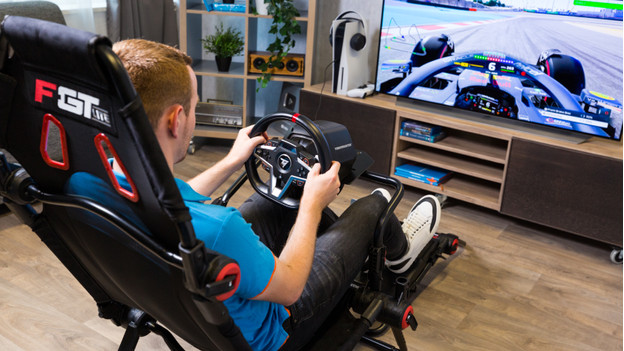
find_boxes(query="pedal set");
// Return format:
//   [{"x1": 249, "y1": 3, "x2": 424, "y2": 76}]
[{"x1": 349, "y1": 231, "x2": 462, "y2": 350}]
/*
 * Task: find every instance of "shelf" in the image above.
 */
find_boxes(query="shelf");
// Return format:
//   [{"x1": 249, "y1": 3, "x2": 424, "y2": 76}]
[
  {"x1": 193, "y1": 60, "x2": 246, "y2": 78},
  {"x1": 249, "y1": 11, "x2": 310, "y2": 21},
  {"x1": 398, "y1": 133, "x2": 507, "y2": 164},
  {"x1": 246, "y1": 73, "x2": 305, "y2": 84},
  {"x1": 393, "y1": 109, "x2": 508, "y2": 210},
  {"x1": 394, "y1": 173, "x2": 500, "y2": 210},
  {"x1": 396, "y1": 147, "x2": 504, "y2": 183},
  {"x1": 188, "y1": 9, "x2": 248, "y2": 17},
  {"x1": 193, "y1": 124, "x2": 240, "y2": 139}
]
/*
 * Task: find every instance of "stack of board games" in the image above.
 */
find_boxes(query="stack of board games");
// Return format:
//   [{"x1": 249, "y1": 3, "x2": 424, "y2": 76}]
[
  {"x1": 395, "y1": 163, "x2": 453, "y2": 186},
  {"x1": 400, "y1": 121, "x2": 446, "y2": 143}
]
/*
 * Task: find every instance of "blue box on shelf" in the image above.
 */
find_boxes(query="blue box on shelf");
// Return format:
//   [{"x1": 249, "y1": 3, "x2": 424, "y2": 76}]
[
  {"x1": 400, "y1": 129, "x2": 446, "y2": 143},
  {"x1": 401, "y1": 120, "x2": 442, "y2": 136},
  {"x1": 394, "y1": 163, "x2": 453, "y2": 186},
  {"x1": 203, "y1": 0, "x2": 246, "y2": 13}
]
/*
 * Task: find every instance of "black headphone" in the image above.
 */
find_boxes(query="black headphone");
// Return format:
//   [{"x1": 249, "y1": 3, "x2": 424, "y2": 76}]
[{"x1": 329, "y1": 11, "x2": 367, "y2": 51}]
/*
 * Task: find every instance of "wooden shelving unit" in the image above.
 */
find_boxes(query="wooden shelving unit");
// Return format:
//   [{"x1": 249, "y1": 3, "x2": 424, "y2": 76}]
[
  {"x1": 396, "y1": 147, "x2": 505, "y2": 183},
  {"x1": 179, "y1": 0, "x2": 316, "y2": 140},
  {"x1": 392, "y1": 111, "x2": 511, "y2": 211}
]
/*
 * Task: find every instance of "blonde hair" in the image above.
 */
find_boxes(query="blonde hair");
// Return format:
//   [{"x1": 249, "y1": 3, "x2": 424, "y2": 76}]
[{"x1": 113, "y1": 39, "x2": 193, "y2": 129}]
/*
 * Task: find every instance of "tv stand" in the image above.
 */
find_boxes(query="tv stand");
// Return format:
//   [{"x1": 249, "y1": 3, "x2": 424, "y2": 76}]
[
  {"x1": 395, "y1": 98, "x2": 593, "y2": 145},
  {"x1": 301, "y1": 84, "x2": 622, "y2": 247}
]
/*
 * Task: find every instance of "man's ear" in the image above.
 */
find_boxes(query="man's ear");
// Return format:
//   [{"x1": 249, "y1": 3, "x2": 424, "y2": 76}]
[{"x1": 166, "y1": 105, "x2": 184, "y2": 138}]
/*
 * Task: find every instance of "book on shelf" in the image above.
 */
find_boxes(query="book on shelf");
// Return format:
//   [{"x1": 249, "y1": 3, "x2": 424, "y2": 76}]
[
  {"x1": 394, "y1": 163, "x2": 453, "y2": 186},
  {"x1": 400, "y1": 129, "x2": 446, "y2": 143},
  {"x1": 204, "y1": 1, "x2": 246, "y2": 12},
  {"x1": 401, "y1": 120, "x2": 442, "y2": 136}
]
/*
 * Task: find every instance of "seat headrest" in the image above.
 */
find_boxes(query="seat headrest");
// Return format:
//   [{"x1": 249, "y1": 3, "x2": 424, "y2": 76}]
[{"x1": 1, "y1": 15, "x2": 112, "y2": 88}]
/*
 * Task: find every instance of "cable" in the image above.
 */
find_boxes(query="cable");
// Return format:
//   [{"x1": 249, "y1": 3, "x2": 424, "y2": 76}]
[{"x1": 314, "y1": 60, "x2": 335, "y2": 120}]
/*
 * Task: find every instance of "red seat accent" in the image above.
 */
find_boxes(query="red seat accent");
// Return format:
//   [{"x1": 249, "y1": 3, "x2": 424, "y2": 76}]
[
  {"x1": 215, "y1": 262, "x2": 241, "y2": 301},
  {"x1": 40, "y1": 114, "x2": 69, "y2": 170},
  {"x1": 402, "y1": 305, "x2": 414, "y2": 329},
  {"x1": 94, "y1": 133, "x2": 139, "y2": 202}
]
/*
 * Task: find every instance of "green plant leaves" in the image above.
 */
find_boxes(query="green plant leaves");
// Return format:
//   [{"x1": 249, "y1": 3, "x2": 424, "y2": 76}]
[
  {"x1": 256, "y1": 0, "x2": 301, "y2": 91},
  {"x1": 201, "y1": 23, "x2": 245, "y2": 58}
]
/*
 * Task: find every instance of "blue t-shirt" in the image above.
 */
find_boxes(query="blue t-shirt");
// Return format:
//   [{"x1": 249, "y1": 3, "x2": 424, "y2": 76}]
[{"x1": 66, "y1": 172, "x2": 289, "y2": 350}]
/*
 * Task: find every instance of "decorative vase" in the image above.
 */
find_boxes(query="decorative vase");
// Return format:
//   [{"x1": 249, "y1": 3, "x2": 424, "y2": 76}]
[
  {"x1": 215, "y1": 56, "x2": 232, "y2": 72},
  {"x1": 255, "y1": 0, "x2": 268, "y2": 15}
]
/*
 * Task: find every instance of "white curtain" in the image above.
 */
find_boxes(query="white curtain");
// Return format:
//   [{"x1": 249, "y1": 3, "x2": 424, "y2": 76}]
[
  {"x1": 106, "y1": 0, "x2": 179, "y2": 47},
  {"x1": 46, "y1": 0, "x2": 96, "y2": 33}
]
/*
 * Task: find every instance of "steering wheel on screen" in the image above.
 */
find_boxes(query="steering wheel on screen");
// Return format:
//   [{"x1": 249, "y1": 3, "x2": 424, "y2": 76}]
[{"x1": 244, "y1": 113, "x2": 334, "y2": 209}]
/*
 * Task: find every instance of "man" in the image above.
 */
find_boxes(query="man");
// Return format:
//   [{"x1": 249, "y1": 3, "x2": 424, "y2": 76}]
[{"x1": 78, "y1": 39, "x2": 441, "y2": 350}]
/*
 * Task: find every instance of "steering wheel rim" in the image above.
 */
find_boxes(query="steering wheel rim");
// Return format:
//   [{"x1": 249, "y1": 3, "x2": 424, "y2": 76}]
[{"x1": 245, "y1": 113, "x2": 332, "y2": 209}]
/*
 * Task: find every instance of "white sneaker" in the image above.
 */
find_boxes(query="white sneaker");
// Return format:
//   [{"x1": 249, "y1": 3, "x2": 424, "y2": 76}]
[
  {"x1": 371, "y1": 188, "x2": 392, "y2": 202},
  {"x1": 385, "y1": 195, "x2": 441, "y2": 274}
]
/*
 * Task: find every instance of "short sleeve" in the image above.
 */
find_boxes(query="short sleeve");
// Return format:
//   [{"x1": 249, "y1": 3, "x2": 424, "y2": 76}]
[{"x1": 188, "y1": 204, "x2": 276, "y2": 299}]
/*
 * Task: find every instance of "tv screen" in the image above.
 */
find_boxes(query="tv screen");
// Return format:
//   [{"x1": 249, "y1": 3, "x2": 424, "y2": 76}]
[{"x1": 374, "y1": 0, "x2": 623, "y2": 141}]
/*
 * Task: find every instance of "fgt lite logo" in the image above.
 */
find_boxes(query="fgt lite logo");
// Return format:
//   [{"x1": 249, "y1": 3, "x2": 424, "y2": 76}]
[{"x1": 34, "y1": 78, "x2": 111, "y2": 127}]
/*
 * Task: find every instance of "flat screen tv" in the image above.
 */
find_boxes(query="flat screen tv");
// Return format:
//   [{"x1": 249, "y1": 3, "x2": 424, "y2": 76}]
[{"x1": 374, "y1": 0, "x2": 623, "y2": 141}]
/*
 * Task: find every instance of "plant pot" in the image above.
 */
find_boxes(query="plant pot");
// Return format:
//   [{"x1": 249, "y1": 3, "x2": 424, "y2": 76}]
[
  {"x1": 215, "y1": 56, "x2": 232, "y2": 72},
  {"x1": 255, "y1": 0, "x2": 268, "y2": 15}
]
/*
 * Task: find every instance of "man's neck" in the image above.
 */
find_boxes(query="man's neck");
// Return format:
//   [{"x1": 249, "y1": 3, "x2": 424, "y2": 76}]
[{"x1": 111, "y1": 160, "x2": 123, "y2": 174}]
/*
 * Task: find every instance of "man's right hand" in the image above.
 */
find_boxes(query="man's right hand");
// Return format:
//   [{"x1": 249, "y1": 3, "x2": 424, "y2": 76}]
[
  {"x1": 300, "y1": 161, "x2": 341, "y2": 213},
  {"x1": 253, "y1": 161, "x2": 341, "y2": 306}
]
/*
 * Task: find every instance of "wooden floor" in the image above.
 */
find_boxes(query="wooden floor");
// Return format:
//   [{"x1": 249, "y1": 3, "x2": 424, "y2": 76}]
[{"x1": 0, "y1": 143, "x2": 621, "y2": 351}]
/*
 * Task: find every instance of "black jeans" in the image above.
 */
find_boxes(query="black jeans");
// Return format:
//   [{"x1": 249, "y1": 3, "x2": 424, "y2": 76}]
[{"x1": 238, "y1": 193, "x2": 406, "y2": 351}]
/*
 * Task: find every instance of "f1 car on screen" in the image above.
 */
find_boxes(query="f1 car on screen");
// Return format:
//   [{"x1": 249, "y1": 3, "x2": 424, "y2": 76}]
[{"x1": 379, "y1": 34, "x2": 622, "y2": 138}]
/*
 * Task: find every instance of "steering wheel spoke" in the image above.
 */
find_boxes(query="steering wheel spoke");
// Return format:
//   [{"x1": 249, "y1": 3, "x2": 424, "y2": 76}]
[{"x1": 269, "y1": 173, "x2": 282, "y2": 198}]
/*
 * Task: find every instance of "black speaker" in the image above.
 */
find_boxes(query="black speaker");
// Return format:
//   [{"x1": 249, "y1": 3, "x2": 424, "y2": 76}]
[
  {"x1": 286, "y1": 59, "x2": 300, "y2": 72},
  {"x1": 252, "y1": 56, "x2": 266, "y2": 70}
]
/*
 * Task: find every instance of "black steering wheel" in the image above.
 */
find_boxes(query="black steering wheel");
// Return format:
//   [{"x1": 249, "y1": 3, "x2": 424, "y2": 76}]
[{"x1": 245, "y1": 113, "x2": 333, "y2": 209}]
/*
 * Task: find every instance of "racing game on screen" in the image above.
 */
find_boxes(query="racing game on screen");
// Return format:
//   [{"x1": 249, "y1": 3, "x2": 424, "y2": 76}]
[{"x1": 375, "y1": 0, "x2": 623, "y2": 140}]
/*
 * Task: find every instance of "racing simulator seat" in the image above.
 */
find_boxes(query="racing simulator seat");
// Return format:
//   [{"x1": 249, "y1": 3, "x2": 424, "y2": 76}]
[{"x1": 0, "y1": 16, "x2": 460, "y2": 351}]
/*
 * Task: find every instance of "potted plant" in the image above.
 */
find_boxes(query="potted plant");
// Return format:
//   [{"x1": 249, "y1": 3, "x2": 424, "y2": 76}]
[
  {"x1": 252, "y1": 0, "x2": 302, "y2": 89},
  {"x1": 201, "y1": 23, "x2": 245, "y2": 72}
]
